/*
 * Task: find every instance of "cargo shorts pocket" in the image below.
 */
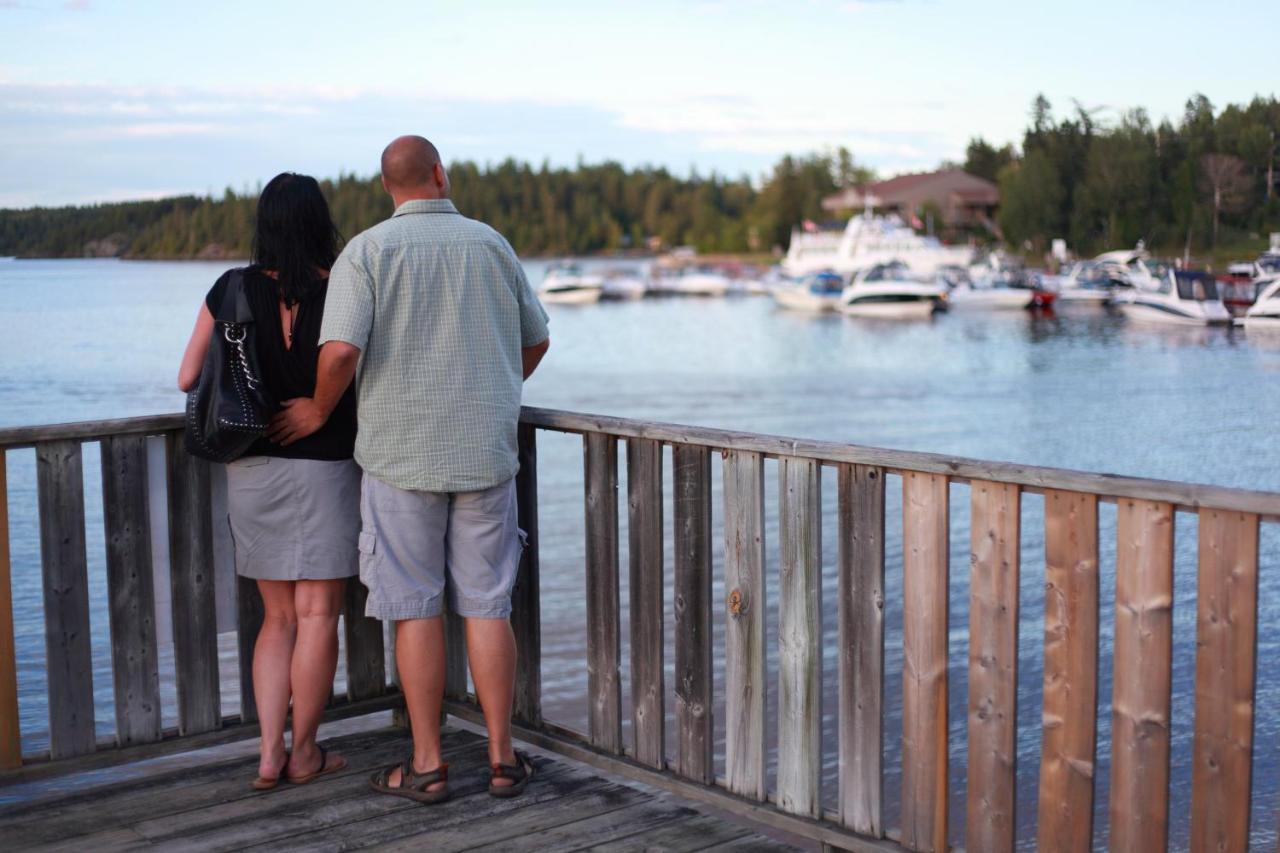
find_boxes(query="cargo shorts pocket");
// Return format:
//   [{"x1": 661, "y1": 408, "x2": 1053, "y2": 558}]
[{"x1": 357, "y1": 530, "x2": 378, "y2": 589}]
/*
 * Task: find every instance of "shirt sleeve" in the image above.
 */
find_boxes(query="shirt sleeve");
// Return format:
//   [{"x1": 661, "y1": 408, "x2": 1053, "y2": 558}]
[
  {"x1": 502, "y1": 239, "x2": 549, "y2": 347},
  {"x1": 204, "y1": 270, "x2": 232, "y2": 315},
  {"x1": 319, "y1": 239, "x2": 375, "y2": 351}
]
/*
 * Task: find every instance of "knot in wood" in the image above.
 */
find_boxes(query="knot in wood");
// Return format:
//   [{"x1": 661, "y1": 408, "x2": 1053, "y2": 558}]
[{"x1": 728, "y1": 587, "x2": 746, "y2": 616}]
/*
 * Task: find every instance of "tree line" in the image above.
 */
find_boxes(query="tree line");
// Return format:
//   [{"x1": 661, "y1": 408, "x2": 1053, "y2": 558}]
[{"x1": 0, "y1": 92, "x2": 1276, "y2": 260}]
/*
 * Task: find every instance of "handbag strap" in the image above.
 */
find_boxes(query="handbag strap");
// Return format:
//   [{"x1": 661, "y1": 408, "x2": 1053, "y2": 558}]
[{"x1": 215, "y1": 269, "x2": 254, "y2": 325}]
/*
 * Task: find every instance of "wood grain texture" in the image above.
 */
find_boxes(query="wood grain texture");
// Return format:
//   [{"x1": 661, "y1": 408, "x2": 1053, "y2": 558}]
[
  {"x1": 584, "y1": 432, "x2": 622, "y2": 754},
  {"x1": 100, "y1": 435, "x2": 161, "y2": 746},
  {"x1": 1109, "y1": 499, "x2": 1173, "y2": 853},
  {"x1": 1037, "y1": 489, "x2": 1099, "y2": 853},
  {"x1": 722, "y1": 450, "x2": 766, "y2": 801},
  {"x1": 966, "y1": 480, "x2": 1020, "y2": 853},
  {"x1": 0, "y1": 454, "x2": 20, "y2": 768},
  {"x1": 837, "y1": 464, "x2": 885, "y2": 836},
  {"x1": 444, "y1": 608, "x2": 467, "y2": 700},
  {"x1": 673, "y1": 443, "x2": 713, "y2": 784},
  {"x1": 512, "y1": 423, "x2": 541, "y2": 725},
  {"x1": 342, "y1": 579, "x2": 385, "y2": 701},
  {"x1": 1189, "y1": 509, "x2": 1259, "y2": 852},
  {"x1": 36, "y1": 440, "x2": 96, "y2": 759},
  {"x1": 627, "y1": 437, "x2": 664, "y2": 769},
  {"x1": 900, "y1": 472, "x2": 949, "y2": 853},
  {"x1": 234, "y1": 576, "x2": 263, "y2": 722},
  {"x1": 777, "y1": 456, "x2": 821, "y2": 817},
  {"x1": 164, "y1": 434, "x2": 220, "y2": 735}
]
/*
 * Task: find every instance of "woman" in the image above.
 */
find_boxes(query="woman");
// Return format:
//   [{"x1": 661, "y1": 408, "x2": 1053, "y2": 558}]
[{"x1": 178, "y1": 173, "x2": 359, "y2": 789}]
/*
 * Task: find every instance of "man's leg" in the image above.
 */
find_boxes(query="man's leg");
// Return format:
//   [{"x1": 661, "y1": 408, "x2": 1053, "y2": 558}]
[
  {"x1": 390, "y1": 616, "x2": 447, "y2": 789},
  {"x1": 465, "y1": 617, "x2": 517, "y2": 773}
]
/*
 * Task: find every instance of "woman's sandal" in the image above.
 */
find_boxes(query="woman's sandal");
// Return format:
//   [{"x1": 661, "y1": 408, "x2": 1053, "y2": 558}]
[
  {"x1": 250, "y1": 751, "x2": 290, "y2": 791},
  {"x1": 369, "y1": 757, "x2": 451, "y2": 804},
  {"x1": 286, "y1": 745, "x2": 347, "y2": 785},
  {"x1": 488, "y1": 750, "x2": 535, "y2": 798}
]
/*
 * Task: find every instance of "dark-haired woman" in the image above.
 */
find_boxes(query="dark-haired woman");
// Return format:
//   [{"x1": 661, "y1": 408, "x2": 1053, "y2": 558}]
[{"x1": 178, "y1": 173, "x2": 358, "y2": 789}]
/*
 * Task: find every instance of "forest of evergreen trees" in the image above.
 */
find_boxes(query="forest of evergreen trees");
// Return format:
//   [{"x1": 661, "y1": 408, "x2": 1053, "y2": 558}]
[{"x1": 0, "y1": 93, "x2": 1276, "y2": 260}]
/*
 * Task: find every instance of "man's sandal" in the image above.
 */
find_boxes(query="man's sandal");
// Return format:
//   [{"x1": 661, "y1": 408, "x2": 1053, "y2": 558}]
[
  {"x1": 250, "y1": 751, "x2": 290, "y2": 791},
  {"x1": 286, "y1": 745, "x2": 347, "y2": 785},
  {"x1": 369, "y1": 758, "x2": 451, "y2": 804},
  {"x1": 488, "y1": 750, "x2": 535, "y2": 798}
]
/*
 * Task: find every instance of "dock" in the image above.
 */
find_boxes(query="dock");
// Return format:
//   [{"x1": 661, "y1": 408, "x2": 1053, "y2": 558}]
[{"x1": 2, "y1": 407, "x2": 1279, "y2": 851}]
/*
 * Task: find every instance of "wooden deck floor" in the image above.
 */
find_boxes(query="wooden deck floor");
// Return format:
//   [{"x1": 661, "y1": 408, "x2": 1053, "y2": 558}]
[{"x1": 0, "y1": 725, "x2": 800, "y2": 852}]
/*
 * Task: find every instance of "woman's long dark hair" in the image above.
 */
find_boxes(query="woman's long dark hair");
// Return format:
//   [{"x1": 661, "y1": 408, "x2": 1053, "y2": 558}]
[{"x1": 251, "y1": 173, "x2": 340, "y2": 305}]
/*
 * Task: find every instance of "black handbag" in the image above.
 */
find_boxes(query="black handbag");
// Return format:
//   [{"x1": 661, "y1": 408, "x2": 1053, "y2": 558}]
[{"x1": 184, "y1": 269, "x2": 276, "y2": 462}]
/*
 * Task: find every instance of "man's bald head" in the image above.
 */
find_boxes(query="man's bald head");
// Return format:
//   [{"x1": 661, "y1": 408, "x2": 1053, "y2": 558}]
[{"x1": 380, "y1": 135, "x2": 449, "y2": 200}]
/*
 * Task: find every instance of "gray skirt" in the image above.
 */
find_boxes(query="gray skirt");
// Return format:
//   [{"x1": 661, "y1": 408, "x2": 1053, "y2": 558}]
[{"x1": 225, "y1": 456, "x2": 361, "y2": 581}]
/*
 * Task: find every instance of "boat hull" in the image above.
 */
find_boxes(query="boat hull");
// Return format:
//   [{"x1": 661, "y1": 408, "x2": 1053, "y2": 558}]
[
  {"x1": 948, "y1": 289, "x2": 1035, "y2": 310},
  {"x1": 1117, "y1": 302, "x2": 1227, "y2": 326},
  {"x1": 840, "y1": 299, "x2": 937, "y2": 319},
  {"x1": 540, "y1": 287, "x2": 604, "y2": 305},
  {"x1": 771, "y1": 288, "x2": 841, "y2": 312}
]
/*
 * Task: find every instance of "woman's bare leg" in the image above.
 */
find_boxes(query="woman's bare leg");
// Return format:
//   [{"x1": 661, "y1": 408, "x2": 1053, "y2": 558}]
[
  {"x1": 254, "y1": 579, "x2": 297, "y2": 781},
  {"x1": 286, "y1": 578, "x2": 346, "y2": 777}
]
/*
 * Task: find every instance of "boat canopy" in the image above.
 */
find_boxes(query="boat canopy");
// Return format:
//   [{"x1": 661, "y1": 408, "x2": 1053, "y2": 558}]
[{"x1": 1174, "y1": 271, "x2": 1220, "y2": 302}]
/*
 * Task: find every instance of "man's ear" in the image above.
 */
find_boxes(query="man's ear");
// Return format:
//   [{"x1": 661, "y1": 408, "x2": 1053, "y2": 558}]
[
  {"x1": 435, "y1": 162, "x2": 448, "y2": 190},
  {"x1": 380, "y1": 174, "x2": 391, "y2": 195}
]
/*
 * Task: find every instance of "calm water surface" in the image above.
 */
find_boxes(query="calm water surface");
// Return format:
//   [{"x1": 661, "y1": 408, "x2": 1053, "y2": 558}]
[{"x1": 2, "y1": 258, "x2": 1279, "y2": 848}]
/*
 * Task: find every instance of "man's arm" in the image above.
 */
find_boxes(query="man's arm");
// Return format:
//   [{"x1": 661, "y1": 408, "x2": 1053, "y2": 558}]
[
  {"x1": 522, "y1": 337, "x2": 550, "y2": 380},
  {"x1": 265, "y1": 341, "x2": 361, "y2": 446}
]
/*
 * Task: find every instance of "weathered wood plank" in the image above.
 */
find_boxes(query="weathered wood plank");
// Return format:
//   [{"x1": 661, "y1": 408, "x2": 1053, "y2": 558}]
[
  {"x1": 1189, "y1": 509, "x2": 1260, "y2": 852},
  {"x1": 444, "y1": 607, "x2": 467, "y2": 700},
  {"x1": 0, "y1": 453, "x2": 20, "y2": 768},
  {"x1": 777, "y1": 456, "x2": 821, "y2": 818},
  {"x1": 234, "y1": 576, "x2": 263, "y2": 722},
  {"x1": 584, "y1": 432, "x2": 622, "y2": 754},
  {"x1": 1037, "y1": 489, "x2": 1099, "y2": 853},
  {"x1": 837, "y1": 463, "x2": 885, "y2": 836},
  {"x1": 36, "y1": 440, "x2": 95, "y2": 759},
  {"x1": 511, "y1": 422, "x2": 541, "y2": 725},
  {"x1": 900, "y1": 471, "x2": 948, "y2": 853},
  {"x1": 722, "y1": 449, "x2": 766, "y2": 801},
  {"x1": 1109, "y1": 499, "x2": 1173, "y2": 853},
  {"x1": 164, "y1": 433, "x2": 220, "y2": 735},
  {"x1": 343, "y1": 578, "x2": 385, "y2": 701},
  {"x1": 673, "y1": 443, "x2": 713, "y2": 784},
  {"x1": 966, "y1": 480, "x2": 1020, "y2": 853},
  {"x1": 99, "y1": 435, "x2": 162, "y2": 746},
  {"x1": 517, "y1": 406, "x2": 1280, "y2": 518},
  {"x1": 627, "y1": 437, "x2": 664, "y2": 770}
]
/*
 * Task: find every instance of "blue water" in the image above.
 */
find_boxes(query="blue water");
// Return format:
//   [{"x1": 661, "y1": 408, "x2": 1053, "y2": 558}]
[{"x1": 2, "y1": 258, "x2": 1278, "y2": 848}]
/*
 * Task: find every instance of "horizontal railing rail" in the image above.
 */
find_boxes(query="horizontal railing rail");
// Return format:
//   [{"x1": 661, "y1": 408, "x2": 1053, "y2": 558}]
[{"x1": 0, "y1": 408, "x2": 1275, "y2": 852}]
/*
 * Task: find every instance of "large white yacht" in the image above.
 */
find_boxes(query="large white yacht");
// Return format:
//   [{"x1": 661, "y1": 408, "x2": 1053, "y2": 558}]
[
  {"x1": 1113, "y1": 268, "x2": 1231, "y2": 326},
  {"x1": 782, "y1": 213, "x2": 973, "y2": 278},
  {"x1": 539, "y1": 264, "x2": 605, "y2": 304},
  {"x1": 839, "y1": 261, "x2": 946, "y2": 319}
]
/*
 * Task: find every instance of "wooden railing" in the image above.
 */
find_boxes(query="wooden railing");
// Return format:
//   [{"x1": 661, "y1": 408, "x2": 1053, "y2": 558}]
[{"x1": 1, "y1": 408, "x2": 1277, "y2": 852}]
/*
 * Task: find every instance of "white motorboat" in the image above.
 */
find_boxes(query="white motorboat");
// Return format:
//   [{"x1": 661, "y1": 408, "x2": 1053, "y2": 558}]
[
  {"x1": 770, "y1": 271, "x2": 845, "y2": 312},
  {"x1": 952, "y1": 254, "x2": 1053, "y2": 310},
  {"x1": 782, "y1": 213, "x2": 973, "y2": 278},
  {"x1": 1113, "y1": 269, "x2": 1231, "y2": 326},
  {"x1": 600, "y1": 270, "x2": 647, "y2": 300},
  {"x1": 651, "y1": 267, "x2": 732, "y2": 297},
  {"x1": 539, "y1": 264, "x2": 604, "y2": 304},
  {"x1": 1047, "y1": 261, "x2": 1128, "y2": 306},
  {"x1": 840, "y1": 262, "x2": 946, "y2": 319},
  {"x1": 1241, "y1": 276, "x2": 1280, "y2": 328},
  {"x1": 1093, "y1": 246, "x2": 1163, "y2": 290}
]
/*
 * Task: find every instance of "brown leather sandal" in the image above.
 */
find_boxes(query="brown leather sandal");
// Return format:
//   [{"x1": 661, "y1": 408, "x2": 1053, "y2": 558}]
[
  {"x1": 488, "y1": 750, "x2": 535, "y2": 798},
  {"x1": 250, "y1": 750, "x2": 289, "y2": 791},
  {"x1": 286, "y1": 745, "x2": 347, "y2": 785},
  {"x1": 369, "y1": 757, "x2": 451, "y2": 804}
]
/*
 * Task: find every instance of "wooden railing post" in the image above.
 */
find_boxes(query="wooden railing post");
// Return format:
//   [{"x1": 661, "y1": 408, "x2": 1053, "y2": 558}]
[
  {"x1": 673, "y1": 444, "x2": 713, "y2": 784},
  {"x1": 584, "y1": 432, "x2": 622, "y2": 753},
  {"x1": 777, "y1": 456, "x2": 821, "y2": 818},
  {"x1": 1189, "y1": 509, "x2": 1259, "y2": 851},
  {"x1": 901, "y1": 472, "x2": 949, "y2": 853},
  {"x1": 1109, "y1": 499, "x2": 1174, "y2": 853},
  {"x1": 837, "y1": 463, "x2": 885, "y2": 836},
  {"x1": 36, "y1": 439, "x2": 96, "y2": 759},
  {"x1": 1037, "y1": 489, "x2": 1099, "y2": 852},
  {"x1": 627, "y1": 437, "x2": 664, "y2": 769},
  {"x1": 165, "y1": 433, "x2": 220, "y2": 735},
  {"x1": 235, "y1": 576, "x2": 263, "y2": 722},
  {"x1": 511, "y1": 422, "x2": 541, "y2": 725},
  {"x1": 966, "y1": 480, "x2": 1020, "y2": 853},
  {"x1": 723, "y1": 449, "x2": 766, "y2": 801},
  {"x1": 0, "y1": 452, "x2": 20, "y2": 769},
  {"x1": 100, "y1": 435, "x2": 162, "y2": 746},
  {"x1": 343, "y1": 579, "x2": 386, "y2": 701}
]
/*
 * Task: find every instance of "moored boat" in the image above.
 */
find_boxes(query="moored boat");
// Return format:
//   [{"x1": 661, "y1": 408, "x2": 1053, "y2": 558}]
[
  {"x1": 782, "y1": 213, "x2": 973, "y2": 278},
  {"x1": 1113, "y1": 268, "x2": 1231, "y2": 326},
  {"x1": 539, "y1": 264, "x2": 605, "y2": 304},
  {"x1": 839, "y1": 261, "x2": 945, "y2": 319},
  {"x1": 770, "y1": 271, "x2": 845, "y2": 312}
]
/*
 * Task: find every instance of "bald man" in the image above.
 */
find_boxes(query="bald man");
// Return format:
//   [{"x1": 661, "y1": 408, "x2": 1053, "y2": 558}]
[{"x1": 269, "y1": 135, "x2": 550, "y2": 802}]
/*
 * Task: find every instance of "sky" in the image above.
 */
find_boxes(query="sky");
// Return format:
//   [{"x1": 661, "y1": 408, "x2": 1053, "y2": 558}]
[{"x1": 1, "y1": 0, "x2": 1276, "y2": 208}]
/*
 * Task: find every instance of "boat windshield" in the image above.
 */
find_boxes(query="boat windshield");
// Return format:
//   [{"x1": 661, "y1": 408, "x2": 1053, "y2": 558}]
[
  {"x1": 806, "y1": 272, "x2": 844, "y2": 294},
  {"x1": 1259, "y1": 255, "x2": 1280, "y2": 274},
  {"x1": 1175, "y1": 271, "x2": 1219, "y2": 302}
]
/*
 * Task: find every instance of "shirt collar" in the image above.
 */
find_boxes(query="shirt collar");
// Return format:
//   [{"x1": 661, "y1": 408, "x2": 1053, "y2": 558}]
[{"x1": 392, "y1": 198, "x2": 459, "y2": 217}]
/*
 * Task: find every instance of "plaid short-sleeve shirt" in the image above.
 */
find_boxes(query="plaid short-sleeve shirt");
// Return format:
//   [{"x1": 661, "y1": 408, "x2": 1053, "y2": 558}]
[{"x1": 319, "y1": 198, "x2": 549, "y2": 493}]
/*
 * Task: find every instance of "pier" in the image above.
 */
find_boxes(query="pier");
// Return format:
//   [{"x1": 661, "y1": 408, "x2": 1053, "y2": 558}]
[{"x1": 0, "y1": 408, "x2": 1277, "y2": 851}]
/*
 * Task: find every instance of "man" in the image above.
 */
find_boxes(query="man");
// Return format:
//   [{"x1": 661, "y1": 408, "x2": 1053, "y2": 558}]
[{"x1": 268, "y1": 135, "x2": 550, "y2": 802}]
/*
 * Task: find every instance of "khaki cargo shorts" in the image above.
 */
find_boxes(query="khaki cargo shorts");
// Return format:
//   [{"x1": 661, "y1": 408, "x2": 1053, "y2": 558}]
[{"x1": 357, "y1": 473, "x2": 524, "y2": 621}]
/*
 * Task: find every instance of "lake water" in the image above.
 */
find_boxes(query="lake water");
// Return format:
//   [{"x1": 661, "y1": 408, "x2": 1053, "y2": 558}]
[{"x1": 2, "y1": 258, "x2": 1279, "y2": 848}]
